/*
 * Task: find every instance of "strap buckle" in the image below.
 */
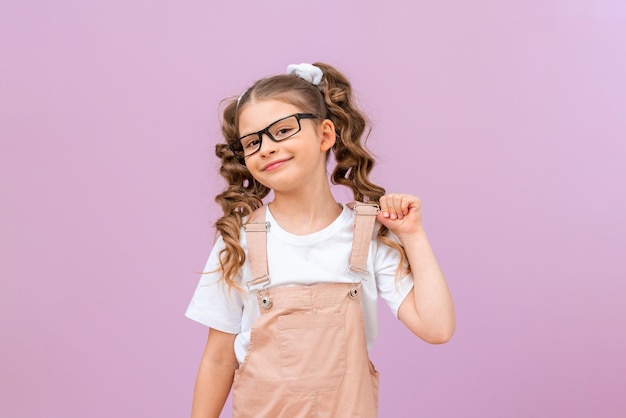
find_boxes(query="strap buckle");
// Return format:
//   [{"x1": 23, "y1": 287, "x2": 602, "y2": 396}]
[
  {"x1": 346, "y1": 265, "x2": 371, "y2": 281},
  {"x1": 245, "y1": 274, "x2": 272, "y2": 292},
  {"x1": 243, "y1": 221, "x2": 271, "y2": 232},
  {"x1": 352, "y1": 202, "x2": 381, "y2": 216}
]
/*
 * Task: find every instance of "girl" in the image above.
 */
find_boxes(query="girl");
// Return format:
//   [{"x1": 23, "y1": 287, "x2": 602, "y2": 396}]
[{"x1": 186, "y1": 62, "x2": 455, "y2": 418}]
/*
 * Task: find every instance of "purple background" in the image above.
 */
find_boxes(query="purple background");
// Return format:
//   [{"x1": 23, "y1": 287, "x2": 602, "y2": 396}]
[{"x1": 1, "y1": 1, "x2": 625, "y2": 417}]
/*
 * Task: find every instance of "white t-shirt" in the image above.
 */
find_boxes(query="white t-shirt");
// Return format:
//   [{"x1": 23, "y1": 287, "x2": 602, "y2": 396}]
[{"x1": 185, "y1": 204, "x2": 414, "y2": 364}]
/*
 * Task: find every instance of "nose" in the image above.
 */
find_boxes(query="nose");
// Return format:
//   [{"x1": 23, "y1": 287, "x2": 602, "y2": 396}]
[{"x1": 258, "y1": 131, "x2": 278, "y2": 157}]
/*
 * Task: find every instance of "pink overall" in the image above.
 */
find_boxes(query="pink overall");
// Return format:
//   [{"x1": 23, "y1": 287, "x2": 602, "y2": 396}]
[{"x1": 231, "y1": 203, "x2": 381, "y2": 418}]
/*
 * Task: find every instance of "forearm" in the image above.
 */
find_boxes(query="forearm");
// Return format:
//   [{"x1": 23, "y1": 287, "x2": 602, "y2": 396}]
[
  {"x1": 191, "y1": 357, "x2": 237, "y2": 418},
  {"x1": 191, "y1": 329, "x2": 239, "y2": 418},
  {"x1": 399, "y1": 228, "x2": 455, "y2": 343}
]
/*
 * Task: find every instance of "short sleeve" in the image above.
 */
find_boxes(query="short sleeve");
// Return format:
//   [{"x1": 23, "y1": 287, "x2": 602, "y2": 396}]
[
  {"x1": 185, "y1": 235, "x2": 244, "y2": 334},
  {"x1": 373, "y1": 231, "x2": 414, "y2": 318}
]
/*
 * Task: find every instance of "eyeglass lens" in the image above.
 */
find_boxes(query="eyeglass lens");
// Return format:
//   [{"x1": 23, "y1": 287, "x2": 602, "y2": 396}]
[{"x1": 237, "y1": 115, "x2": 302, "y2": 157}]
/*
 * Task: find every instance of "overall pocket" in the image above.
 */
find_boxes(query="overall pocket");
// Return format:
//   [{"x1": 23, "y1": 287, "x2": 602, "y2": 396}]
[{"x1": 277, "y1": 312, "x2": 347, "y2": 392}]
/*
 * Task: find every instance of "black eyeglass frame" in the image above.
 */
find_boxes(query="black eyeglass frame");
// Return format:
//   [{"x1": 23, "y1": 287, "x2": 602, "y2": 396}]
[{"x1": 229, "y1": 113, "x2": 319, "y2": 163}]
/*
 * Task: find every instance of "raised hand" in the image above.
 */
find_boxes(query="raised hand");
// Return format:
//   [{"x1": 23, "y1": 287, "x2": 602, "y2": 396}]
[{"x1": 376, "y1": 193, "x2": 424, "y2": 240}]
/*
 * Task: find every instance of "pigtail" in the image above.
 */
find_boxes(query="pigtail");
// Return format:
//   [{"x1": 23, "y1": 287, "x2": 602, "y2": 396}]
[
  {"x1": 213, "y1": 100, "x2": 270, "y2": 290},
  {"x1": 313, "y1": 63, "x2": 383, "y2": 202},
  {"x1": 314, "y1": 62, "x2": 411, "y2": 279}
]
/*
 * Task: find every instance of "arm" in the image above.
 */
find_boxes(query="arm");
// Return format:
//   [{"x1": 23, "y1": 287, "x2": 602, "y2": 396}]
[
  {"x1": 377, "y1": 194, "x2": 456, "y2": 344},
  {"x1": 191, "y1": 328, "x2": 239, "y2": 418}
]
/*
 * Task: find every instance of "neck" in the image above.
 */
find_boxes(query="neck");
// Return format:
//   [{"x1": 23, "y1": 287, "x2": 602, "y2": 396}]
[{"x1": 269, "y1": 183, "x2": 342, "y2": 235}]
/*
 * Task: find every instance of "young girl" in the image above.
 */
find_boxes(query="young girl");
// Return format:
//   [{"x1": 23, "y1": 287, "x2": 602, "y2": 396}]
[{"x1": 186, "y1": 62, "x2": 455, "y2": 418}]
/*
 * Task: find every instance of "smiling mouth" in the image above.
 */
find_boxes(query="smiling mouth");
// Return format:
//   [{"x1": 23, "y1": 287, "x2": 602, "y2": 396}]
[{"x1": 262, "y1": 158, "x2": 291, "y2": 171}]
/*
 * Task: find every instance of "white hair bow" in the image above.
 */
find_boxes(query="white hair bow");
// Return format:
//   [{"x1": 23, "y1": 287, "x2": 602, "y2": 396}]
[{"x1": 286, "y1": 63, "x2": 323, "y2": 85}]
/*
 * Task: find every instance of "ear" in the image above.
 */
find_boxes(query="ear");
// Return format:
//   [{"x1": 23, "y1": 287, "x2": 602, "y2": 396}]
[{"x1": 319, "y1": 119, "x2": 336, "y2": 152}]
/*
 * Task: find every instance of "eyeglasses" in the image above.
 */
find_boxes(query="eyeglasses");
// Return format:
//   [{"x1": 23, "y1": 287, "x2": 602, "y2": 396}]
[{"x1": 229, "y1": 113, "x2": 319, "y2": 161}]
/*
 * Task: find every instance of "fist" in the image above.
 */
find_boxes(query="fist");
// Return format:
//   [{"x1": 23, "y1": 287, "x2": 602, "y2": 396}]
[{"x1": 376, "y1": 194, "x2": 424, "y2": 238}]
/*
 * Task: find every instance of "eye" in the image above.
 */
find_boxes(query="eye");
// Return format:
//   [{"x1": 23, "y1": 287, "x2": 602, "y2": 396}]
[
  {"x1": 245, "y1": 138, "x2": 260, "y2": 149},
  {"x1": 241, "y1": 136, "x2": 261, "y2": 150},
  {"x1": 268, "y1": 115, "x2": 301, "y2": 140},
  {"x1": 275, "y1": 127, "x2": 296, "y2": 138}
]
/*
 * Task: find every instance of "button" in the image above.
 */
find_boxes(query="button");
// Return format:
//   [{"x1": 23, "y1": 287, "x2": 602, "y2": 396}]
[{"x1": 261, "y1": 295, "x2": 273, "y2": 309}]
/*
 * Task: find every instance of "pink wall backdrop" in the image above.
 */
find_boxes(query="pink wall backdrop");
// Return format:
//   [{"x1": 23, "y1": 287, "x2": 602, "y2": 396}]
[{"x1": 1, "y1": 1, "x2": 625, "y2": 417}]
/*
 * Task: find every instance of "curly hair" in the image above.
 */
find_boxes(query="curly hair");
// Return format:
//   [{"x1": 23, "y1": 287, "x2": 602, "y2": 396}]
[{"x1": 213, "y1": 62, "x2": 409, "y2": 290}]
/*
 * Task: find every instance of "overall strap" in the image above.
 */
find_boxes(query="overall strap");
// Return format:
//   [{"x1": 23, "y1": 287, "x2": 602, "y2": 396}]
[
  {"x1": 243, "y1": 206, "x2": 271, "y2": 291},
  {"x1": 244, "y1": 202, "x2": 380, "y2": 289},
  {"x1": 347, "y1": 202, "x2": 381, "y2": 275}
]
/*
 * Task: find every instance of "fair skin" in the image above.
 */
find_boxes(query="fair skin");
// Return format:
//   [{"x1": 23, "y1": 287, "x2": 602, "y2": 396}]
[{"x1": 191, "y1": 99, "x2": 455, "y2": 418}]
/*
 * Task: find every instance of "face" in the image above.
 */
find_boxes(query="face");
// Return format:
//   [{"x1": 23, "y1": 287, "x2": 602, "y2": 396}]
[{"x1": 237, "y1": 99, "x2": 335, "y2": 193}]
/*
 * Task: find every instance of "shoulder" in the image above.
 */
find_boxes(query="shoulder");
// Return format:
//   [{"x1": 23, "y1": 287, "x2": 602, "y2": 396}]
[{"x1": 245, "y1": 205, "x2": 268, "y2": 224}]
